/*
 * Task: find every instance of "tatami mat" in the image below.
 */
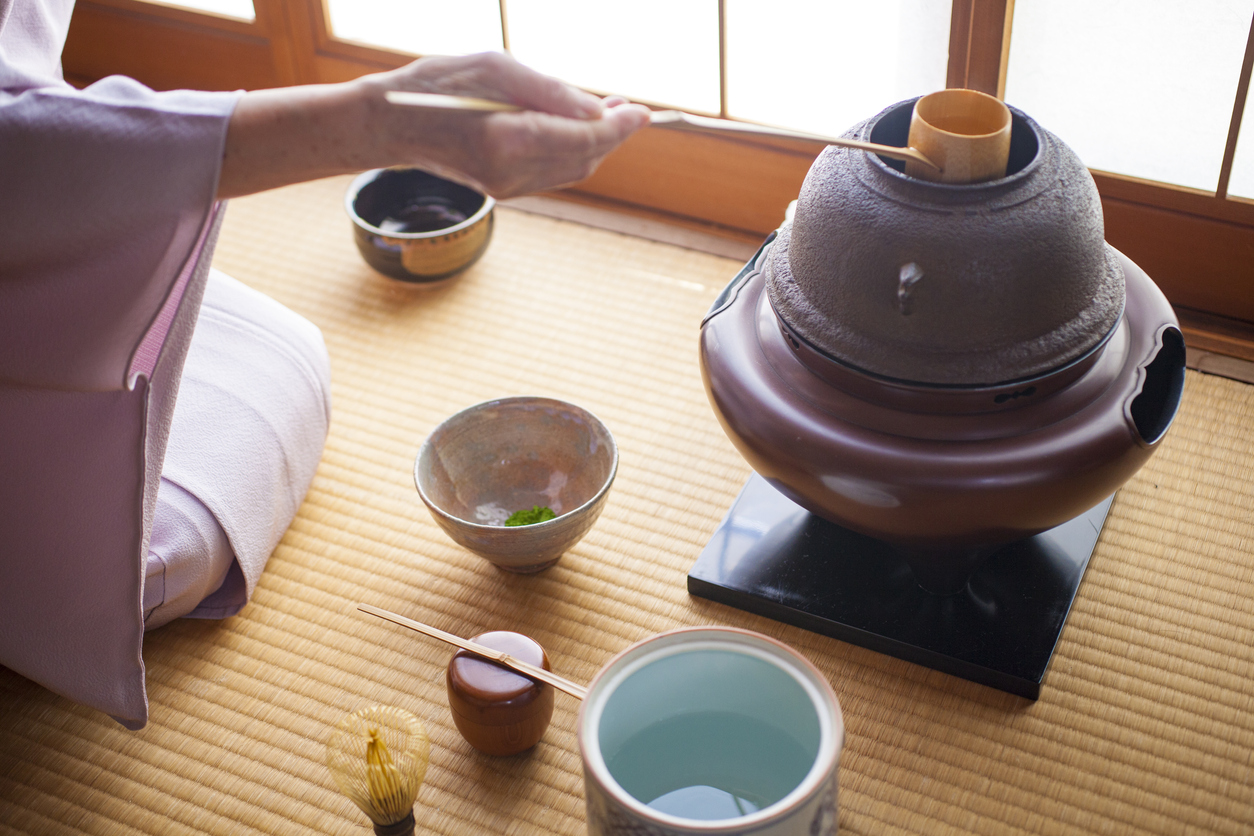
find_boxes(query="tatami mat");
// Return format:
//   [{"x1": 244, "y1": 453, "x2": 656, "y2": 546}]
[{"x1": 1, "y1": 175, "x2": 1251, "y2": 835}]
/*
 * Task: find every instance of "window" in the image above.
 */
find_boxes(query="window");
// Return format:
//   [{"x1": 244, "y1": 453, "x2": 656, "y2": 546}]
[
  {"x1": 724, "y1": 0, "x2": 949, "y2": 136},
  {"x1": 327, "y1": 0, "x2": 501, "y2": 58},
  {"x1": 1004, "y1": 0, "x2": 1253, "y2": 195},
  {"x1": 58, "y1": 0, "x2": 1254, "y2": 340},
  {"x1": 318, "y1": 0, "x2": 951, "y2": 135},
  {"x1": 506, "y1": 1, "x2": 722, "y2": 114},
  {"x1": 1233, "y1": 86, "x2": 1254, "y2": 198}
]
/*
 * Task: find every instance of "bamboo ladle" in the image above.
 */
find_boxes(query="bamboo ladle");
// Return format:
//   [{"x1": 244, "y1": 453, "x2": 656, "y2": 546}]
[{"x1": 384, "y1": 90, "x2": 940, "y2": 172}]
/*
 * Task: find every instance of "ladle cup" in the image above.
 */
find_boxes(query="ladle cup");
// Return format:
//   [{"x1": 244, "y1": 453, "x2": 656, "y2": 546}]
[{"x1": 905, "y1": 88, "x2": 1012, "y2": 183}]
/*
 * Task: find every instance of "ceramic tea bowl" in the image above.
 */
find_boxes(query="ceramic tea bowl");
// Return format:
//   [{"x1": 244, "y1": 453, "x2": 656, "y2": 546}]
[
  {"x1": 346, "y1": 167, "x2": 495, "y2": 284},
  {"x1": 414, "y1": 396, "x2": 618, "y2": 573},
  {"x1": 579, "y1": 627, "x2": 843, "y2": 836}
]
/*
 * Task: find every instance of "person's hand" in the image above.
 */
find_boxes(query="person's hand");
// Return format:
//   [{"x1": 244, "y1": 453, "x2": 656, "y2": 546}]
[
  {"x1": 218, "y1": 52, "x2": 651, "y2": 200},
  {"x1": 363, "y1": 52, "x2": 652, "y2": 197}
]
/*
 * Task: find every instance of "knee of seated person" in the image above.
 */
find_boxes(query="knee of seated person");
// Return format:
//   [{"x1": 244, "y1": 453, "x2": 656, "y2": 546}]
[
  {"x1": 203, "y1": 268, "x2": 332, "y2": 419},
  {"x1": 147, "y1": 271, "x2": 333, "y2": 631}
]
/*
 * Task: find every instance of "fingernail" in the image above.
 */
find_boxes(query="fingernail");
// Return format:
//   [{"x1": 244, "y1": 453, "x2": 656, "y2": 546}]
[{"x1": 575, "y1": 96, "x2": 603, "y2": 119}]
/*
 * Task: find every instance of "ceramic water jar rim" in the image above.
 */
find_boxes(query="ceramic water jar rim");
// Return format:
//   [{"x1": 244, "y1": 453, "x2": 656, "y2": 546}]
[{"x1": 578, "y1": 627, "x2": 843, "y2": 833}]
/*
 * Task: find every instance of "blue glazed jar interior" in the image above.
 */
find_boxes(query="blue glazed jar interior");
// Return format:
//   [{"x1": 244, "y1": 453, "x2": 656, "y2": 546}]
[{"x1": 596, "y1": 648, "x2": 821, "y2": 821}]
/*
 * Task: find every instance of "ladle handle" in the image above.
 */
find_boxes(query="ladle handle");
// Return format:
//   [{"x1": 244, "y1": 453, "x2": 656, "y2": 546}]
[
  {"x1": 384, "y1": 91, "x2": 525, "y2": 112},
  {"x1": 357, "y1": 603, "x2": 588, "y2": 700},
  {"x1": 382, "y1": 92, "x2": 939, "y2": 171},
  {"x1": 648, "y1": 110, "x2": 939, "y2": 170}
]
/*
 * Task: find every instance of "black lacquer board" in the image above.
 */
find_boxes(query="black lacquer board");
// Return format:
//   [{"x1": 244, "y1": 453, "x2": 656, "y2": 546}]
[{"x1": 688, "y1": 475, "x2": 1113, "y2": 699}]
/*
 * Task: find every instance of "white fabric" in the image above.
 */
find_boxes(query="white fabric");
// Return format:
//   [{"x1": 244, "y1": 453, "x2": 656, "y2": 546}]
[
  {"x1": 0, "y1": 0, "x2": 72, "y2": 87},
  {"x1": 149, "y1": 268, "x2": 333, "y2": 629},
  {"x1": 145, "y1": 478, "x2": 235, "y2": 629}
]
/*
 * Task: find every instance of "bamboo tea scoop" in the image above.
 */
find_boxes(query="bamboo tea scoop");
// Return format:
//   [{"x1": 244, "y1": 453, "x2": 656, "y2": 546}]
[
  {"x1": 384, "y1": 91, "x2": 940, "y2": 171},
  {"x1": 357, "y1": 603, "x2": 588, "y2": 700}
]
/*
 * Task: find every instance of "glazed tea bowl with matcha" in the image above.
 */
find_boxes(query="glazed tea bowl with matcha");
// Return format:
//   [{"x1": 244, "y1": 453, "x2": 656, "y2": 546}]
[
  {"x1": 346, "y1": 166, "x2": 495, "y2": 284},
  {"x1": 414, "y1": 396, "x2": 618, "y2": 573},
  {"x1": 580, "y1": 626, "x2": 844, "y2": 836}
]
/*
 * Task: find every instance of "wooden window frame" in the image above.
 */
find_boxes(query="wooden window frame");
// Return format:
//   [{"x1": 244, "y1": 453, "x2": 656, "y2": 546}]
[{"x1": 59, "y1": 0, "x2": 1254, "y2": 352}]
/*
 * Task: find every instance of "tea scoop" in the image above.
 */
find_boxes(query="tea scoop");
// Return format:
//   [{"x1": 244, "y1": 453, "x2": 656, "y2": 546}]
[
  {"x1": 384, "y1": 91, "x2": 940, "y2": 171},
  {"x1": 357, "y1": 603, "x2": 586, "y2": 698}
]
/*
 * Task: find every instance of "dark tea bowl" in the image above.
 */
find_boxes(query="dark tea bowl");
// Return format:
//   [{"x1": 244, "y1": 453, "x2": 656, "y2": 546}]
[{"x1": 346, "y1": 167, "x2": 495, "y2": 284}]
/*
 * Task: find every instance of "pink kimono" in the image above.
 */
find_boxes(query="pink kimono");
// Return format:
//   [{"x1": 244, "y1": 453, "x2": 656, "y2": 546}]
[{"x1": 0, "y1": 0, "x2": 332, "y2": 728}]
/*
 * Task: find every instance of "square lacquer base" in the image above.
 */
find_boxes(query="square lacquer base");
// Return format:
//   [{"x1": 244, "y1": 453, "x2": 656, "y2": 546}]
[{"x1": 688, "y1": 475, "x2": 1113, "y2": 699}]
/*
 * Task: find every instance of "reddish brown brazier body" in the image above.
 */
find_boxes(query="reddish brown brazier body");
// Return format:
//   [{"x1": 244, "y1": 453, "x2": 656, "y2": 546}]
[{"x1": 700, "y1": 99, "x2": 1185, "y2": 593}]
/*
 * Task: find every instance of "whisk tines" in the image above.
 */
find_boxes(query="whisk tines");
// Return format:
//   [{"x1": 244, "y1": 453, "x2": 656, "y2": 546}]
[{"x1": 327, "y1": 705, "x2": 430, "y2": 836}]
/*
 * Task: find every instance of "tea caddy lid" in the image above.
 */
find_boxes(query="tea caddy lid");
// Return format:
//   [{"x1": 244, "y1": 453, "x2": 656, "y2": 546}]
[{"x1": 446, "y1": 631, "x2": 552, "y2": 726}]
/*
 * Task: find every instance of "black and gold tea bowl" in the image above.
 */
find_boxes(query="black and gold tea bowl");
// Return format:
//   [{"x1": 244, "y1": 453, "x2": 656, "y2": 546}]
[{"x1": 346, "y1": 167, "x2": 495, "y2": 284}]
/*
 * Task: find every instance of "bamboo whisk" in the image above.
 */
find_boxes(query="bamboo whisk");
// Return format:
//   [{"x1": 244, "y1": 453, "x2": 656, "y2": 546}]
[{"x1": 326, "y1": 705, "x2": 431, "y2": 836}]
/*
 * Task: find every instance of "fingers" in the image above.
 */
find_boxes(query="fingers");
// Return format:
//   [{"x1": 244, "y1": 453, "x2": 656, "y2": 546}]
[
  {"x1": 472, "y1": 103, "x2": 651, "y2": 197},
  {"x1": 602, "y1": 101, "x2": 653, "y2": 134},
  {"x1": 372, "y1": 53, "x2": 652, "y2": 197},
  {"x1": 421, "y1": 52, "x2": 603, "y2": 120},
  {"x1": 511, "y1": 70, "x2": 604, "y2": 120},
  {"x1": 506, "y1": 103, "x2": 650, "y2": 164},
  {"x1": 389, "y1": 52, "x2": 646, "y2": 126}
]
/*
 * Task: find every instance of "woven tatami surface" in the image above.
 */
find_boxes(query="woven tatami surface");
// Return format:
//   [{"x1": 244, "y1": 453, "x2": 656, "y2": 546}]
[{"x1": 1, "y1": 175, "x2": 1251, "y2": 835}]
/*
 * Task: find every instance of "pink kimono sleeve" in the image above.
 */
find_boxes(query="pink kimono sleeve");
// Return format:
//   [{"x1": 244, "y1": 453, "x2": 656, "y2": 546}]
[{"x1": 0, "y1": 64, "x2": 243, "y2": 728}]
